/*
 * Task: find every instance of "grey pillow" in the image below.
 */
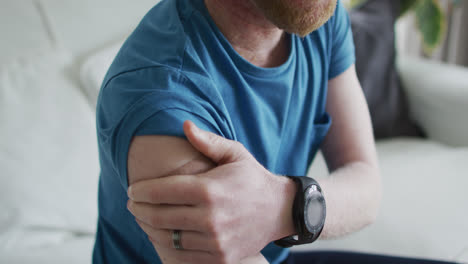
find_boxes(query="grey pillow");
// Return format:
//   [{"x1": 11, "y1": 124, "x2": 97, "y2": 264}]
[{"x1": 350, "y1": 0, "x2": 423, "y2": 139}]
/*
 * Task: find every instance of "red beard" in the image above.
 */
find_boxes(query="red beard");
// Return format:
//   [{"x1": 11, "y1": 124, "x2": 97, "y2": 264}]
[{"x1": 251, "y1": 0, "x2": 338, "y2": 37}]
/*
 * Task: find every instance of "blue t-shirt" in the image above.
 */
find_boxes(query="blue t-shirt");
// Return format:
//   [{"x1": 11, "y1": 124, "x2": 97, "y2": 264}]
[{"x1": 93, "y1": 0, "x2": 355, "y2": 263}]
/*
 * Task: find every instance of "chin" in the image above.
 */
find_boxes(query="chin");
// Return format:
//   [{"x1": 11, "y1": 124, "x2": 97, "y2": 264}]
[{"x1": 253, "y1": 0, "x2": 338, "y2": 37}]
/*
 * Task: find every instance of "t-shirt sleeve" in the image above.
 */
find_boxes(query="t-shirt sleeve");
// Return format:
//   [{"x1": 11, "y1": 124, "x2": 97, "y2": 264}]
[
  {"x1": 135, "y1": 108, "x2": 220, "y2": 137},
  {"x1": 328, "y1": 0, "x2": 356, "y2": 80},
  {"x1": 96, "y1": 67, "x2": 226, "y2": 190}
]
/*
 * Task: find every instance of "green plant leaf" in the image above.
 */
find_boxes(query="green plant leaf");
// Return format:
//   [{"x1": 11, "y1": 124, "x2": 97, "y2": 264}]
[{"x1": 414, "y1": 0, "x2": 446, "y2": 54}]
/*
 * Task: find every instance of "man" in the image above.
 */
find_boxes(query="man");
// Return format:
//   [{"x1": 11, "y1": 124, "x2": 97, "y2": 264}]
[{"x1": 92, "y1": 0, "x2": 456, "y2": 263}]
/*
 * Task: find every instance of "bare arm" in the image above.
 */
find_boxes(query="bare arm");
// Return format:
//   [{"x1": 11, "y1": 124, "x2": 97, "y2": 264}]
[
  {"x1": 318, "y1": 65, "x2": 382, "y2": 239},
  {"x1": 128, "y1": 135, "x2": 268, "y2": 264},
  {"x1": 126, "y1": 65, "x2": 381, "y2": 262},
  {"x1": 128, "y1": 135, "x2": 215, "y2": 186}
]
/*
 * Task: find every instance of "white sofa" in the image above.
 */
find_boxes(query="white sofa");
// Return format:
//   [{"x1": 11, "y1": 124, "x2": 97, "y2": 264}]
[
  {"x1": 306, "y1": 56, "x2": 468, "y2": 262},
  {"x1": 1, "y1": 0, "x2": 467, "y2": 263}
]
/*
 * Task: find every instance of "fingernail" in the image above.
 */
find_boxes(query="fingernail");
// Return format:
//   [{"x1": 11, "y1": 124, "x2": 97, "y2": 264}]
[
  {"x1": 127, "y1": 186, "x2": 134, "y2": 200},
  {"x1": 191, "y1": 122, "x2": 200, "y2": 133},
  {"x1": 193, "y1": 123, "x2": 208, "y2": 141},
  {"x1": 127, "y1": 200, "x2": 132, "y2": 211}
]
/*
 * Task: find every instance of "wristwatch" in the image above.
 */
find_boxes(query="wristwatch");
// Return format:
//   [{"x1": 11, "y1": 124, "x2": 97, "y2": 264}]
[{"x1": 274, "y1": 176, "x2": 326, "y2": 248}]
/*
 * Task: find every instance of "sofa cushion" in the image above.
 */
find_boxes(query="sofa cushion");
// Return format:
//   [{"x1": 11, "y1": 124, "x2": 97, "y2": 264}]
[
  {"x1": 0, "y1": 0, "x2": 53, "y2": 64},
  {"x1": 0, "y1": 50, "x2": 100, "y2": 251},
  {"x1": 303, "y1": 138, "x2": 468, "y2": 262},
  {"x1": 397, "y1": 56, "x2": 468, "y2": 147},
  {"x1": 38, "y1": 0, "x2": 158, "y2": 57}
]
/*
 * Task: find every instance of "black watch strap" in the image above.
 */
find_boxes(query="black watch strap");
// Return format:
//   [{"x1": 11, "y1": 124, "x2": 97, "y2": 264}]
[{"x1": 274, "y1": 176, "x2": 325, "y2": 248}]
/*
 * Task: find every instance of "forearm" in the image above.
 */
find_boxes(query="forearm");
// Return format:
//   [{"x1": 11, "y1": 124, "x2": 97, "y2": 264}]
[
  {"x1": 317, "y1": 161, "x2": 382, "y2": 239},
  {"x1": 314, "y1": 65, "x2": 382, "y2": 239},
  {"x1": 271, "y1": 161, "x2": 381, "y2": 241}
]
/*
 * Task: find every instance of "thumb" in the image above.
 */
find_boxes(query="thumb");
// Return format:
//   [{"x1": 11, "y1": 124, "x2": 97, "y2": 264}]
[{"x1": 183, "y1": 120, "x2": 244, "y2": 164}]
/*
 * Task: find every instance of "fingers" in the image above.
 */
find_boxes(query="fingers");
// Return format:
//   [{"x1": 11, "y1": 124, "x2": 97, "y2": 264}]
[
  {"x1": 240, "y1": 253, "x2": 269, "y2": 264},
  {"x1": 128, "y1": 174, "x2": 206, "y2": 205},
  {"x1": 136, "y1": 220, "x2": 215, "y2": 252},
  {"x1": 183, "y1": 120, "x2": 245, "y2": 164},
  {"x1": 150, "y1": 240, "x2": 214, "y2": 264},
  {"x1": 127, "y1": 202, "x2": 209, "y2": 232}
]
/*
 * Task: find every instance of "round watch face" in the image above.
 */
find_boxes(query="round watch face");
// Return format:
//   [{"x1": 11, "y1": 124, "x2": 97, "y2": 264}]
[{"x1": 304, "y1": 185, "x2": 326, "y2": 232}]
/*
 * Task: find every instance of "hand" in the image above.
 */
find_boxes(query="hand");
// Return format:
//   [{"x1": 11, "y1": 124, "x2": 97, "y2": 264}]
[{"x1": 127, "y1": 120, "x2": 294, "y2": 264}]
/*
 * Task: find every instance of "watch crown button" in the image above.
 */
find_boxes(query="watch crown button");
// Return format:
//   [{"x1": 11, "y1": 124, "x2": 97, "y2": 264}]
[{"x1": 308, "y1": 186, "x2": 317, "y2": 195}]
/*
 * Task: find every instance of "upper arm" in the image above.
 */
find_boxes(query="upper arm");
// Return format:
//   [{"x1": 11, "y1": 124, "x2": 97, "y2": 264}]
[
  {"x1": 128, "y1": 135, "x2": 215, "y2": 186},
  {"x1": 321, "y1": 65, "x2": 378, "y2": 172},
  {"x1": 96, "y1": 67, "x2": 227, "y2": 189},
  {"x1": 328, "y1": 0, "x2": 355, "y2": 80}
]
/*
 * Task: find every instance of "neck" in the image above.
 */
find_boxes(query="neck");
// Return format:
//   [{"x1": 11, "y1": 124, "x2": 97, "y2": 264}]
[{"x1": 204, "y1": 0, "x2": 290, "y2": 68}]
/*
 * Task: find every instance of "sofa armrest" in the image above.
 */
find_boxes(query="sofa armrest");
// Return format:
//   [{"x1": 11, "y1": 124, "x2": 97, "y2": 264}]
[{"x1": 397, "y1": 56, "x2": 468, "y2": 147}]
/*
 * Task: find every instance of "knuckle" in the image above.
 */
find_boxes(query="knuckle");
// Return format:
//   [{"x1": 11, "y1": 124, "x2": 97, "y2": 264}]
[
  {"x1": 198, "y1": 182, "x2": 210, "y2": 202},
  {"x1": 204, "y1": 217, "x2": 217, "y2": 235},
  {"x1": 199, "y1": 181, "x2": 216, "y2": 205},
  {"x1": 204, "y1": 212, "x2": 222, "y2": 236},
  {"x1": 212, "y1": 243, "x2": 223, "y2": 255},
  {"x1": 211, "y1": 235, "x2": 224, "y2": 254}
]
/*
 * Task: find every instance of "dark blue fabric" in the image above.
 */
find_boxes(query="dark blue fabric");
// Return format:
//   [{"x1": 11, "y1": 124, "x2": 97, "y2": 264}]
[
  {"x1": 282, "y1": 251, "x2": 459, "y2": 264},
  {"x1": 93, "y1": 0, "x2": 355, "y2": 263}
]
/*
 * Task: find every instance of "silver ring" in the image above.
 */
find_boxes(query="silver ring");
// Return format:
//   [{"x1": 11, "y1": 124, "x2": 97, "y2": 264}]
[{"x1": 172, "y1": 230, "x2": 183, "y2": 250}]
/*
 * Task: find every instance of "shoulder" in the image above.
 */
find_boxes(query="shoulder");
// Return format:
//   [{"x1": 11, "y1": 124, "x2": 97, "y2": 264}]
[
  {"x1": 327, "y1": 0, "x2": 350, "y2": 31},
  {"x1": 96, "y1": 63, "x2": 231, "y2": 140},
  {"x1": 103, "y1": 0, "x2": 202, "y2": 86},
  {"x1": 98, "y1": 66, "x2": 212, "y2": 123}
]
